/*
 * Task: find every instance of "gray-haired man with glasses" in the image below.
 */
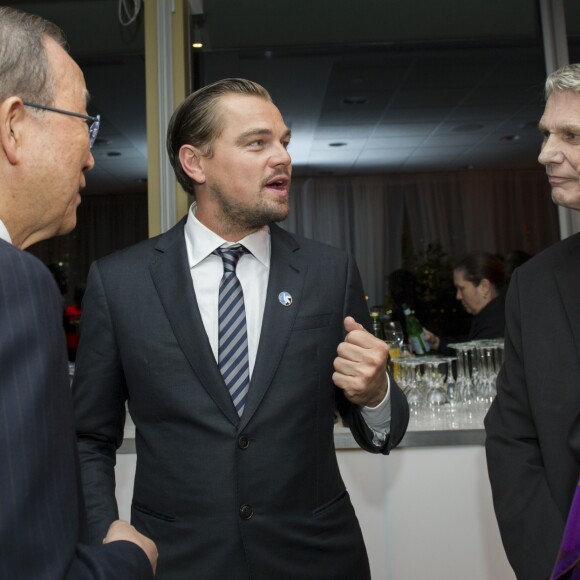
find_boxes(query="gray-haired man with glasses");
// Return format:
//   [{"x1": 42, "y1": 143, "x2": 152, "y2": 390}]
[{"x1": 0, "y1": 7, "x2": 157, "y2": 579}]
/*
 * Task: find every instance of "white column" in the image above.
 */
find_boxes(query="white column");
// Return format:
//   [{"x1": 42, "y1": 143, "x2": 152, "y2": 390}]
[{"x1": 156, "y1": 0, "x2": 177, "y2": 233}]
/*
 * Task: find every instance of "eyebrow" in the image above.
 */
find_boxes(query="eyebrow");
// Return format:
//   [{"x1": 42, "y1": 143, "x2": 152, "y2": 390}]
[
  {"x1": 235, "y1": 127, "x2": 292, "y2": 145},
  {"x1": 538, "y1": 121, "x2": 580, "y2": 134}
]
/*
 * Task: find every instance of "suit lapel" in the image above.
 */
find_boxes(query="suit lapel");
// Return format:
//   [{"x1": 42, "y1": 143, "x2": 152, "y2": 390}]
[
  {"x1": 239, "y1": 225, "x2": 306, "y2": 430},
  {"x1": 148, "y1": 219, "x2": 240, "y2": 426}
]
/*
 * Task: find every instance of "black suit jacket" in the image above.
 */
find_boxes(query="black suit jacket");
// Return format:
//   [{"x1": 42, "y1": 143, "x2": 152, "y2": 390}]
[
  {"x1": 485, "y1": 233, "x2": 580, "y2": 580},
  {"x1": 73, "y1": 219, "x2": 409, "y2": 580},
  {"x1": 0, "y1": 240, "x2": 152, "y2": 579}
]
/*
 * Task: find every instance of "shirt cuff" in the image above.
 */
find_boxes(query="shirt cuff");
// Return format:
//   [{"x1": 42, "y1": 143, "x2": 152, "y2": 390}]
[{"x1": 359, "y1": 374, "x2": 392, "y2": 446}]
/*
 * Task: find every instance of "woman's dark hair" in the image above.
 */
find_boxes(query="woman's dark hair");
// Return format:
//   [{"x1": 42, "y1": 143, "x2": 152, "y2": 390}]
[{"x1": 454, "y1": 253, "x2": 505, "y2": 293}]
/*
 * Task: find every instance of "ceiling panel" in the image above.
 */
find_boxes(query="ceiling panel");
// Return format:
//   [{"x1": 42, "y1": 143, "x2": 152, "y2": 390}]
[{"x1": 4, "y1": 0, "x2": 554, "y2": 190}]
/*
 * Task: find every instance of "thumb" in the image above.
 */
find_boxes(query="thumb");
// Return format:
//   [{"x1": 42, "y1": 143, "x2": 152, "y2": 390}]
[{"x1": 344, "y1": 316, "x2": 366, "y2": 333}]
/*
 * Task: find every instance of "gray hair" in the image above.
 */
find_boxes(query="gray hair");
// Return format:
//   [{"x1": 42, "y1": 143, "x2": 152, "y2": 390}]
[
  {"x1": 0, "y1": 7, "x2": 67, "y2": 105},
  {"x1": 545, "y1": 63, "x2": 580, "y2": 100},
  {"x1": 166, "y1": 78, "x2": 272, "y2": 197}
]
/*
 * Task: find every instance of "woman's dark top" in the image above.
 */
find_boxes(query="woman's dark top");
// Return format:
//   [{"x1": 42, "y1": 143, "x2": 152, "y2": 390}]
[
  {"x1": 466, "y1": 295, "x2": 506, "y2": 340},
  {"x1": 437, "y1": 295, "x2": 505, "y2": 354}
]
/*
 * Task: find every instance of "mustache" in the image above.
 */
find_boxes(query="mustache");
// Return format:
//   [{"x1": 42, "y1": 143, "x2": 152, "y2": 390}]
[{"x1": 262, "y1": 170, "x2": 291, "y2": 186}]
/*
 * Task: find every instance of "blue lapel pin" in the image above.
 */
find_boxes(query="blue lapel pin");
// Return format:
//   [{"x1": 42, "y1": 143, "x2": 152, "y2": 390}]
[{"x1": 278, "y1": 291, "x2": 292, "y2": 306}]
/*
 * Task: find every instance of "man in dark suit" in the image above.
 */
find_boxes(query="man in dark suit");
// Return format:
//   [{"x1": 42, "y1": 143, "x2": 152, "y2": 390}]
[
  {"x1": 485, "y1": 63, "x2": 580, "y2": 580},
  {"x1": 73, "y1": 78, "x2": 409, "y2": 579},
  {"x1": 0, "y1": 8, "x2": 157, "y2": 579}
]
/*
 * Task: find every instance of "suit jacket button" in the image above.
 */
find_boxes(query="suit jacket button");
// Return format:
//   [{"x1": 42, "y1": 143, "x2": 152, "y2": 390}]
[
  {"x1": 239, "y1": 504, "x2": 253, "y2": 520},
  {"x1": 238, "y1": 435, "x2": 250, "y2": 449}
]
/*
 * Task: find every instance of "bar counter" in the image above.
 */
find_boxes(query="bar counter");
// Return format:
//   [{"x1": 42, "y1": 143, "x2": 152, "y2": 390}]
[
  {"x1": 113, "y1": 405, "x2": 513, "y2": 580},
  {"x1": 119, "y1": 407, "x2": 487, "y2": 453}
]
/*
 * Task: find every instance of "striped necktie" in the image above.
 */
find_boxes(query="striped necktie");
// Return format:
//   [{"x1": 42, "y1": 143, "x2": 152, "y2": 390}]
[{"x1": 214, "y1": 245, "x2": 249, "y2": 416}]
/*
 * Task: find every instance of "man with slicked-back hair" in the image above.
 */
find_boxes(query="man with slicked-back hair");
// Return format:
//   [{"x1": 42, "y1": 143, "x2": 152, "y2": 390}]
[{"x1": 73, "y1": 78, "x2": 409, "y2": 579}]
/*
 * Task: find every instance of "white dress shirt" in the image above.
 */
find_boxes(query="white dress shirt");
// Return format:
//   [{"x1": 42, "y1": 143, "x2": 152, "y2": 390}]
[
  {"x1": 0, "y1": 217, "x2": 12, "y2": 244},
  {"x1": 183, "y1": 204, "x2": 390, "y2": 441},
  {"x1": 184, "y1": 205, "x2": 269, "y2": 375}
]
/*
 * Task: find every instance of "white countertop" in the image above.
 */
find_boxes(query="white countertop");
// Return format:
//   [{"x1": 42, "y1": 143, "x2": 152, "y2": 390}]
[{"x1": 118, "y1": 405, "x2": 487, "y2": 454}]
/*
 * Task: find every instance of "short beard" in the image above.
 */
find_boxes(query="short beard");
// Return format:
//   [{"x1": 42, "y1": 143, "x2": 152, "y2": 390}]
[{"x1": 210, "y1": 185, "x2": 289, "y2": 236}]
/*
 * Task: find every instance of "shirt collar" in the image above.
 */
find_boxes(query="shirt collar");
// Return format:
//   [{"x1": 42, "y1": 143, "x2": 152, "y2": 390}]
[
  {"x1": 184, "y1": 203, "x2": 270, "y2": 268},
  {"x1": 0, "y1": 217, "x2": 12, "y2": 244}
]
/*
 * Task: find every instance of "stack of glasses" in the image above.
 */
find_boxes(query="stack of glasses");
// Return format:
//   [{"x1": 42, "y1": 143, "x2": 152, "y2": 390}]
[{"x1": 391, "y1": 339, "x2": 504, "y2": 431}]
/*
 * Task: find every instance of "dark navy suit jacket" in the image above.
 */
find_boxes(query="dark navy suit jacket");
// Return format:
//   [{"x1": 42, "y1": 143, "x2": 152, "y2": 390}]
[
  {"x1": 73, "y1": 220, "x2": 409, "y2": 580},
  {"x1": 0, "y1": 239, "x2": 152, "y2": 579}
]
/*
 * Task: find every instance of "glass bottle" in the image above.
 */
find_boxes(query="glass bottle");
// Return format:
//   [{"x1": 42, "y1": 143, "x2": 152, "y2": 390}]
[
  {"x1": 403, "y1": 305, "x2": 430, "y2": 355},
  {"x1": 370, "y1": 310, "x2": 385, "y2": 340}
]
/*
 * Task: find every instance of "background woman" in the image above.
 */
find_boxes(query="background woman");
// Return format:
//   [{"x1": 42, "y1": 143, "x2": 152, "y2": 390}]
[{"x1": 425, "y1": 252, "x2": 506, "y2": 353}]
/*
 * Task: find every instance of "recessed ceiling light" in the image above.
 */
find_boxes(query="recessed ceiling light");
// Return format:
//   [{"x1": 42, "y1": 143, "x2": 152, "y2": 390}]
[
  {"x1": 329, "y1": 142, "x2": 347, "y2": 147},
  {"x1": 341, "y1": 97, "x2": 367, "y2": 106},
  {"x1": 106, "y1": 151, "x2": 122, "y2": 157},
  {"x1": 499, "y1": 135, "x2": 520, "y2": 142}
]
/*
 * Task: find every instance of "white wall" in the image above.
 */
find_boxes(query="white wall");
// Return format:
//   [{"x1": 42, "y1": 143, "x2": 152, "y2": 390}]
[{"x1": 337, "y1": 445, "x2": 514, "y2": 580}]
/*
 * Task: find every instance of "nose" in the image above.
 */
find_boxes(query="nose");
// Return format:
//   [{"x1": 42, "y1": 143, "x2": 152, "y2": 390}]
[
  {"x1": 270, "y1": 143, "x2": 292, "y2": 168},
  {"x1": 85, "y1": 150, "x2": 95, "y2": 172},
  {"x1": 538, "y1": 134, "x2": 564, "y2": 166},
  {"x1": 455, "y1": 289, "x2": 461, "y2": 301}
]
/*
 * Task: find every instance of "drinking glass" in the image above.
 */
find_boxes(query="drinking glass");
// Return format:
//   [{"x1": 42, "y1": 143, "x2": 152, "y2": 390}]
[
  {"x1": 439, "y1": 356, "x2": 457, "y2": 402},
  {"x1": 398, "y1": 358, "x2": 425, "y2": 429},
  {"x1": 384, "y1": 321, "x2": 404, "y2": 358},
  {"x1": 384, "y1": 321, "x2": 405, "y2": 379}
]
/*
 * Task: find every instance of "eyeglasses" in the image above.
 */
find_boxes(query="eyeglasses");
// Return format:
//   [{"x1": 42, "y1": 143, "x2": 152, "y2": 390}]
[{"x1": 23, "y1": 101, "x2": 101, "y2": 148}]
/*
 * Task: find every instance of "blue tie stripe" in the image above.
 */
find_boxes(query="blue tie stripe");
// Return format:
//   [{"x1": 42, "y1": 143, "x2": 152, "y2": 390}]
[
  {"x1": 220, "y1": 331, "x2": 247, "y2": 364},
  {"x1": 219, "y1": 300, "x2": 245, "y2": 330},
  {"x1": 214, "y1": 245, "x2": 249, "y2": 416},
  {"x1": 219, "y1": 313, "x2": 242, "y2": 334},
  {"x1": 224, "y1": 360, "x2": 248, "y2": 392},
  {"x1": 219, "y1": 276, "x2": 239, "y2": 301},
  {"x1": 220, "y1": 336, "x2": 248, "y2": 374}
]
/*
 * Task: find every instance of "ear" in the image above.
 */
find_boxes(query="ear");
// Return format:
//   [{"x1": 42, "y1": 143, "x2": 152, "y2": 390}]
[
  {"x1": 178, "y1": 144, "x2": 206, "y2": 184},
  {"x1": 0, "y1": 98, "x2": 26, "y2": 165},
  {"x1": 479, "y1": 278, "x2": 492, "y2": 296}
]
